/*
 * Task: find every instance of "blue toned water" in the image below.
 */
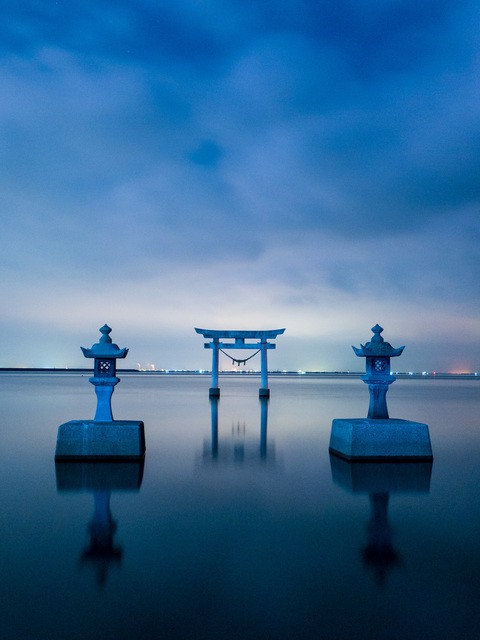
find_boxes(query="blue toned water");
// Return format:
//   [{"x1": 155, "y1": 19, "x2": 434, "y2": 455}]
[{"x1": 0, "y1": 373, "x2": 479, "y2": 640}]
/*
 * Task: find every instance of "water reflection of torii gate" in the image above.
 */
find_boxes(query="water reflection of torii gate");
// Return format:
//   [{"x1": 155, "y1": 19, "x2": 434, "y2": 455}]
[{"x1": 195, "y1": 328, "x2": 285, "y2": 398}]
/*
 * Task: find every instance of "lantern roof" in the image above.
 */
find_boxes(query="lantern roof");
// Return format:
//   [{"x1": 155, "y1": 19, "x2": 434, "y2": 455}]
[
  {"x1": 352, "y1": 324, "x2": 404, "y2": 358},
  {"x1": 81, "y1": 325, "x2": 129, "y2": 359}
]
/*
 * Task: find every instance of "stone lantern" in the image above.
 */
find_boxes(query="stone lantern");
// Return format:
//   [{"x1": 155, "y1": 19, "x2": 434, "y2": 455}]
[
  {"x1": 55, "y1": 325, "x2": 145, "y2": 460},
  {"x1": 329, "y1": 324, "x2": 433, "y2": 461},
  {"x1": 352, "y1": 324, "x2": 404, "y2": 419},
  {"x1": 81, "y1": 324, "x2": 128, "y2": 421}
]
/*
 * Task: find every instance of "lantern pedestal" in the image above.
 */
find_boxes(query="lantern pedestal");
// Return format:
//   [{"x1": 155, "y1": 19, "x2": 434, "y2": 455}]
[
  {"x1": 90, "y1": 376, "x2": 119, "y2": 421},
  {"x1": 55, "y1": 420, "x2": 145, "y2": 460},
  {"x1": 329, "y1": 418, "x2": 433, "y2": 461}
]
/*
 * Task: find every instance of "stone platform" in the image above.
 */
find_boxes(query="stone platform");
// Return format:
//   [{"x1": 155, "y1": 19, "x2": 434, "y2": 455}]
[
  {"x1": 55, "y1": 420, "x2": 145, "y2": 460},
  {"x1": 329, "y1": 418, "x2": 433, "y2": 461}
]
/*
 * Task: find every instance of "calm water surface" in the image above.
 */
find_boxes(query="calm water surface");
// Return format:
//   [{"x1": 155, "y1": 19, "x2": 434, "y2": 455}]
[{"x1": 0, "y1": 373, "x2": 479, "y2": 640}]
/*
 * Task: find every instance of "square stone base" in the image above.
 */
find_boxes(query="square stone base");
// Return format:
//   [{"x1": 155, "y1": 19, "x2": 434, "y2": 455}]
[
  {"x1": 55, "y1": 420, "x2": 146, "y2": 460},
  {"x1": 329, "y1": 418, "x2": 433, "y2": 461}
]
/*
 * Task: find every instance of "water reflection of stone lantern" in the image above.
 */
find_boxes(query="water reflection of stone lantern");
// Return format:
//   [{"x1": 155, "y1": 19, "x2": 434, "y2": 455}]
[
  {"x1": 55, "y1": 325, "x2": 145, "y2": 460},
  {"x1": 329, "y1": 324, "x2": 433, "y2": 460},
  {"x1": 55, "y1": 460, "x2": 144, "y2": 587},
  {"x1": 353, "y1": 324, "x2": 404, "y2": 419},
  {"x1": 329, "y1": 455, "x2": 432, "y2": 587}
]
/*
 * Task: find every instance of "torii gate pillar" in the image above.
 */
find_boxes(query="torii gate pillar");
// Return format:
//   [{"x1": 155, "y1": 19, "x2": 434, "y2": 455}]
[
  {"x1": 195, "y1": 328, "x2": 285, "y2": 398},
  {"x1": 259, "y1": 339, "x2": 269, "y2": 397},
  {"x1": 210, "y1": 338, "x2": 220, "y2": 397}
]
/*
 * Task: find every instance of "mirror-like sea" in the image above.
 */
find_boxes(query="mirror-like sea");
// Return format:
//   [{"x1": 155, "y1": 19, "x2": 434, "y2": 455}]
[{"x1": 0, "y1": 373, "x2": 479, "y2": 640}]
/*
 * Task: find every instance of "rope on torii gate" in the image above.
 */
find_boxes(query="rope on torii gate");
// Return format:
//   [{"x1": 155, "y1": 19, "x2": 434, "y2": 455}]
[{"x1": 219, "y1": 348, "x2": 261, "y2": 366}]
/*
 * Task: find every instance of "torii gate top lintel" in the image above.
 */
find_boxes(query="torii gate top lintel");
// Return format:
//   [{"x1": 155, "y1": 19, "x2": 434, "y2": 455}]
[{"x1": 195, "y1": 328, "x2": 285, "y2": 340}]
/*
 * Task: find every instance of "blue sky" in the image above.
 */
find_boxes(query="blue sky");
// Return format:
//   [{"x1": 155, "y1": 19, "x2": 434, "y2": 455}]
[{"x1": 1, "y1": 0, "x2": 479, "y2": 371}]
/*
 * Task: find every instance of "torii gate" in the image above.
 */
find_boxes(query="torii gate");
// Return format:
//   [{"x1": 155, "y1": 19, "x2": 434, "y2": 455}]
[{"x1": 195, "y1": 328, "x2": 285, "y2": 398}]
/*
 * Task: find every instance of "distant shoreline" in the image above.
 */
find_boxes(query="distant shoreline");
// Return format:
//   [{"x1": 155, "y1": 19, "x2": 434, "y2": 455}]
[{"x1": 0, "y1": 368, "x2": 477, "y2": 380}]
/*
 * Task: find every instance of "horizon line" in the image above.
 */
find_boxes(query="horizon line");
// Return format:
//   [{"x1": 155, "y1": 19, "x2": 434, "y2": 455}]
[{"x1": 0, "y1": 367, "x2": 478, "y2": 377}]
